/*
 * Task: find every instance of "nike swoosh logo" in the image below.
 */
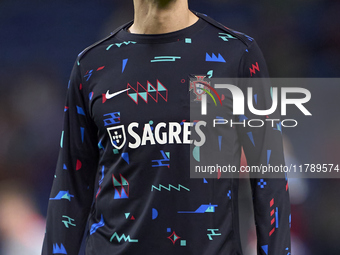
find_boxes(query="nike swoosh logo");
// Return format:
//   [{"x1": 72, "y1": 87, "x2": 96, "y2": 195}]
[{"x1": 106, "y1": 88, "x2": 130, "y2": 99}]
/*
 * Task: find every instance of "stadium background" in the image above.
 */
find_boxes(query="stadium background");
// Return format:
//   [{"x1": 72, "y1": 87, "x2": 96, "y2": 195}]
[{"x1": 0, "y1": 0, "x2": 339, "y2": 254}]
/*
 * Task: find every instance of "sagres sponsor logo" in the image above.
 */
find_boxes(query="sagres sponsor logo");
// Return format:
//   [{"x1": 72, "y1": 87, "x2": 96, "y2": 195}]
[
  {"x1": 106, "y1": 121, "x2": 207, "y2": 150},
  {"x1": 107, "y1": 125, "x2": 126, "y2": 150}
]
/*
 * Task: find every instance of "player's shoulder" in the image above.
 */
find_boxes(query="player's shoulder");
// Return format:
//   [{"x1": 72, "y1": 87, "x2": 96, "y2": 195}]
[
  {"x1": 76, "y1": 20, "x2": 133, "y2": 65},
  {"x1": 194, "y1": 11, "x2": 255, "y2": 47}
]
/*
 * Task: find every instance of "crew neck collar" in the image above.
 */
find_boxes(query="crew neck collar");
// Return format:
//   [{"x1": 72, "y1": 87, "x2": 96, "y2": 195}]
[{"x1": 115, "y1": 16, "x2": 207, "y2": 44}]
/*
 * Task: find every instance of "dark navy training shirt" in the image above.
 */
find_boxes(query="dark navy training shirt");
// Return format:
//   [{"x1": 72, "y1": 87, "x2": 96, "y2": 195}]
[{"x1": 42, "y1": 12, "x2": 291, "y2": 255}]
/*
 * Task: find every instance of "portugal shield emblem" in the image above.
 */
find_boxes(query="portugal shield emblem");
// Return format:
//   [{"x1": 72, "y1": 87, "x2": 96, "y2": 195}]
[
  {"x1": 189, "y1": 75, "x2": 211, "y2": 101},
  {"x1": 107, "y1": 125, "x2": 126, "y2": 150}
]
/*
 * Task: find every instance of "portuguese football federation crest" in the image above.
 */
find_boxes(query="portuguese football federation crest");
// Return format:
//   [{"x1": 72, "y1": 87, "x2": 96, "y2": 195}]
[
  {"x1": 107, "y1": 125, "x2": 126, "y2": 150},
  {"x1": 189, "y1": 75, "x2": 211, "y2": 101}
]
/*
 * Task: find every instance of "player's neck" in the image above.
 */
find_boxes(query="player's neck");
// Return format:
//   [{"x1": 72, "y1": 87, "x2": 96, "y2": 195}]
[{"x1": 129, "y1": 0, "x2": 198, "y2": 34}]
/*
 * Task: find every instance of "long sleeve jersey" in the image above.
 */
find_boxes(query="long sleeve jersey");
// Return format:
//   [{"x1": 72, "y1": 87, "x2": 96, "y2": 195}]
[{"x1": 42, "y1": 11, "x2": 291, "y2": 255}]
